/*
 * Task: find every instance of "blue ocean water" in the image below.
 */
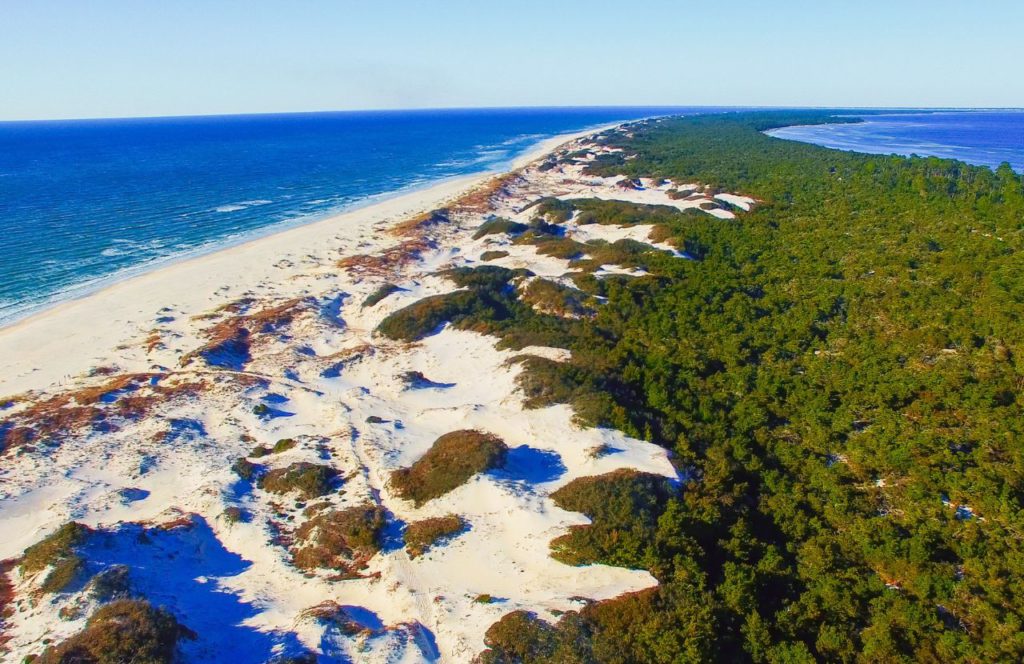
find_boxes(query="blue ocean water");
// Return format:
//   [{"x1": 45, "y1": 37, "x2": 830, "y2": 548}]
[
  {"x1": 766, "y1": 111, "x2": 1024, "y2": 172},
  {"x1": 0, "y1": 107, "x2": 714, "y2": 325}
]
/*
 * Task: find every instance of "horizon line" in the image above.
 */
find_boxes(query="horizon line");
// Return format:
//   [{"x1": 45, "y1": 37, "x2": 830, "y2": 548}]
[{"x1": 3, "y1": 104, "x2": 1024, "y2": 125}]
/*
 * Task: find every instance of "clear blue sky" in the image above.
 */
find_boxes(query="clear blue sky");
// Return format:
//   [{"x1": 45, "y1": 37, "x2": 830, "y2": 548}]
[{"x1": 3, "y1": 0, "x2": 1022, "y2": 120}]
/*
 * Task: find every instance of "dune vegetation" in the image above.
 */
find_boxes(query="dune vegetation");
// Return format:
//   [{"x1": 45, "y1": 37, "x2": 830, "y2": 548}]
[
  {"x1": 20, "y1": 521, "x2": 91, "y2": 594},
  {"x1": 291, "y1": 503, "x2": 385, "y2": 576},
  {"x1": 389, "y1": 430, "x2": 508, "y2": 506},
  {"x1": 472, "y1": 217, "x2": 529, "y2": 240},
  {"x1": 404, "y1": 514, "x2": 467, "y2": 558},
  {"x1": 432, "y1": 112, "x2": 1024, "y2": 662},
  {"x1": 361, "y1": 282, "x2": 402, "y2": 308},
  {"x1": 35, "y1": 599, "x2": 193, "y2": 664},
  {"x1": 258, "y1": 462, "x2": 338, "y2": 499}
]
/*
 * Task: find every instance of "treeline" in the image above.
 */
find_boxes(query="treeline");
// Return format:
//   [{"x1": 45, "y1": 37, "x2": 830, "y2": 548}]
[{"x1": 469, "y1": 112, "x2": 1024, "y2": 662}]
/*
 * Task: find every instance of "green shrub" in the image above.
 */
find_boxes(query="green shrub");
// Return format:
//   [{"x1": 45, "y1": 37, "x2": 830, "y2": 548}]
[
  {"x1": 549, "y1": 470, "x2": 675, "y2": 569},
  {"x1": 268, "y1": 654, "x2": 318, "y2": 664},
  {"x1": 521, "y1": 278, "x2": 596, "y2": 318},
  {"x1": 292, "y1": 503, "x2": 385, "y2": 575},
  {"x1": 478, "y1": 610, "x2": 560, "y2": 663},
  {"x1": 259, "y1": 462, "x2": 338, "y2": 499},
  {"x1": 443, "y1": 265, "x2": 531, "y2": 290},
  {"x1": 223, "y1": 507, "x2": 245, "y2": 523},
  {"x1": 389, "y1": 430, "x2": 508, "y2": 506},
  {"x1": 533, "y1": 197, "x2": 576, "y2": 223},
  {"x1": 272, "y1": 438, "x2": 297, "y2": 453},
  {"x1": 21, "y1": 522, "x2": 90, "y2": 594},
  {"x1": 87, "y1": 565, "x2": 131, "y2": 602},
  {"x1": 379, "y1": 265, "x2": 571, "y2": 345},
  {"x1": 232, "y1": 458, "x2": 258, "y2": 481},
  {"x1": 36, "y1": 599, "x2": 193, "y2": 664},
  {"x1": 477, "y1": 587, "x2": 715, "y2": 663},
  {"x1": 404, "y1": 514, "x2": 467, "y2": 558},
  {"x1": 362, "y1": 283, "x2": 401, "y2": 308},
  {"x1": 376, "y1": 291, "x2": 482, "y2": 342},
  {"x1": 513, "y1": 355, "x2": 615, "y2": 425},
  {"x1": 569, "y1": 239, "x2": 664, "y2": 272},
  {"x1": 473, "y1": 218, "x2": 529, "y2": 240},
  {"x1": 530, "y1": 237, "x2": 588, "y2": 260},
  {"x1": 250, "y1": 439, "x2": 294, "y2": 457}
]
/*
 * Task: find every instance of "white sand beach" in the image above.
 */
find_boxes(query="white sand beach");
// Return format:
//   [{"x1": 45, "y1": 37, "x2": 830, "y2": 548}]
[
  {"x1": 0, "y1": 130, "x2": 603, "y2": 398},
  {"x1": 0, "y1": 121, "x2": 753, "y2": 662}
]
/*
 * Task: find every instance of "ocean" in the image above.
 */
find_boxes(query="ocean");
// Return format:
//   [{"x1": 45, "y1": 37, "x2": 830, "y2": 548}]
[
  {"x1": 5, "y1": 107, "x2": 1022, "y2": 328},
  {"x1": 766, "y1": 110, "x2": 1024, "y2": 172},
  {"x1": 0, "y1": 107, "x2": 711, "y2": 326}
]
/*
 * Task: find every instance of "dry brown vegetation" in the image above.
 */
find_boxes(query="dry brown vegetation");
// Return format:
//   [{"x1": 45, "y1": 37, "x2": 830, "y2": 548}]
[
  {"x1": 337, "y1": 236, "x2": 437, "y2": 278},
  {"x1": 389, "y1": 207, "x2": 451, "y2": 238},
  {"x1": 300, "y1": 601, "x2": 372, "y2": 636},
  {"x1": 0, "y1": 560, "x2": 13, "y2": 648},
  {"x1": 143, "y1": 331, "x2": 164, "y2": 353},
  {"x1": 291, "y1": 504, "x2": 385, "y2": 577},
  {"x1": 449, "y1": 176, "x2": 517, "y2": 214},
  {"x1": 258, "y1": 462, "x2": 338, "y2": 499},
  {"x1": 180, "y1": 298, "x2": 305, "y2": 369},
  {"x1": 404, "y1": 514, "x2": 467, "y2": 558},
  {"x1": 0, "y1": 373, "x2": 212, "y2": 454},
  {"x1": 35, "y1": 599, "x2": 193, "y2": 664},
  {"x1": 389, "y1": 430, "x2": 508, "y2": 506}
]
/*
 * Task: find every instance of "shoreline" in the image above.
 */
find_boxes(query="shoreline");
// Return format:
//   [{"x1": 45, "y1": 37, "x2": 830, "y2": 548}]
[
  {"x1": 765, "y1": 110, "x2": 1024, "y2": 173},
  {"x1": 0, "y1": 123, "x2": 619, "y2": 396},
  {"x1": 0, "y1": 114, "x2": 714, "y2": 661},
  {"x1": 0, "y1": 123, "x2": 618, "y2": 333}
]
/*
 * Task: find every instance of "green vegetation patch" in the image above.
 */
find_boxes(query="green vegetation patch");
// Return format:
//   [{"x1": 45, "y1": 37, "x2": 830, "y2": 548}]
[
  {"x1": 538, "y1": 197, "x2": 685, "y2": 226},
  {"x1": 520, "y1": 278, "x2": 597, "y2": 318},
  {"x1": 389, "y1": 430, "x2": 508, "y2": 506},
  {"x1": 21, "y1": 521, "x2": 91, "y2": 594},
  {"x1": 292, "y1": 503, "x2": 385, "y2": 575},
  {"x1": 251, "y1": 438, "x2": 297, "y2": 457},
  {"x1": 376, "y1": 264, "x2": 587, "y2": 349},
  {"x1": 87, "y1": 564, "x2": 131, "y2": 602},
  {"x1": 568, "y1": 238, "x2": 670, "y2": 272},
  {"x1": 362, "y1": 283, "x2": 402, "y2": 308},
  {"x1": 376, "y1": 290, "x2": 485, "y2": 342},
  {"x1": 512, "y1": 355, "x2": 620, "y2": 426},
  {"x1": 477, "y1": 589, "x2": 715, "y2": 664},
  {"x1": 531, "y1": 197, "x2": 576, "y2": 223},
  {"x1": 232, "y1": 457, "x2": 259, "y2": 481},
  {"x1": 404, "y1": 514, "x2": 467, "y2": 558},
  {"x1": 549, "y1": 469, "x2": 676, "y2": 569},
  {"x1": 474, "y1": 111, "x2": 1024, "y2": 662},
  {"x1": 472, "y1": 217, "x2": 529, "y2": 240},
  {"x1": 479, "y1": 250, "x2": 510, "y2": 261},
  {"x1": 528, "y1": 236, "x2": 588, "y2": 260},
  {"x1": 36, "y1": 599, "x2": 194, "y2": 664},
  {"x1": 258, "y1": 462, "x2": 338, "y2": 499}
]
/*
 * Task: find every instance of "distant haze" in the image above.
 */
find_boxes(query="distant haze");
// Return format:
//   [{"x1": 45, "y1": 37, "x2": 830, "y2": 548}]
[{"x1": 2, "y1": 0, "x2": 1023, "y2": 121}]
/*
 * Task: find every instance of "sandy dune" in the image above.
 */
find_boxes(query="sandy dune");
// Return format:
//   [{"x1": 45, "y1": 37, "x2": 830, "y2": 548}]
[{"x1": 0, "y1": 123, "x2": 753, "y2": 662}]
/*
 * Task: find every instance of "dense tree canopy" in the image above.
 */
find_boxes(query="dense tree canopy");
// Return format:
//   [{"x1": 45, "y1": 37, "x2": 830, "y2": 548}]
[{"x1": 471, "y1": 112, "x2": 1024, "y2": 663}]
